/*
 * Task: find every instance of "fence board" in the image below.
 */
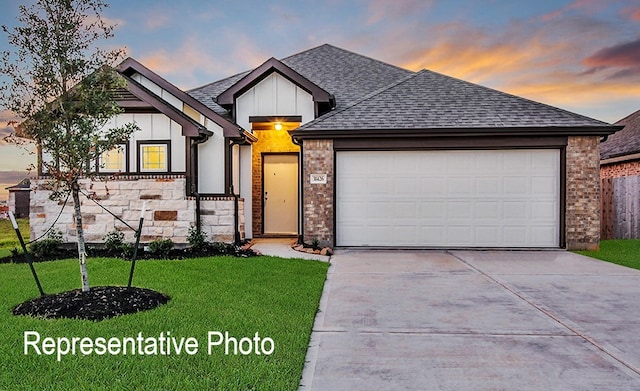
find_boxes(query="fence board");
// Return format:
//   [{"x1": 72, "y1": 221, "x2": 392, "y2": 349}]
[
  {"x1": 600, "y1": 178, "x2": 614, "y2": 239},
  {"x1": 607, "y1": 176, "x2": 640, "y2": 239}
]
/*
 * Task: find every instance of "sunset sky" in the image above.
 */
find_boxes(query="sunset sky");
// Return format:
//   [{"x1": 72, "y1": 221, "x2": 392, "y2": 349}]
[{"x1": 0, "y1": 0, "x2": 639, "y2": 199}]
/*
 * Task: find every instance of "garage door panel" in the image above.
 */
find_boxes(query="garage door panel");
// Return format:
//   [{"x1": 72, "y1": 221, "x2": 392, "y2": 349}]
[{"x1": 336, "y1": 150, "x2": 560, "y2": 247}]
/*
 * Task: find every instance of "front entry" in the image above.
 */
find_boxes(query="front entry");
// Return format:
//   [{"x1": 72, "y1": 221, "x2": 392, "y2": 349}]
[{"x1": 263, "y1": 154, "x2": 299, "y2": 235}]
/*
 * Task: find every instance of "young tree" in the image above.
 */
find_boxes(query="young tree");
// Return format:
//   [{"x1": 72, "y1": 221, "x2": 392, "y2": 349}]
[{"x1": 0, "y1": 0, "x2": 138, "y2": 292}]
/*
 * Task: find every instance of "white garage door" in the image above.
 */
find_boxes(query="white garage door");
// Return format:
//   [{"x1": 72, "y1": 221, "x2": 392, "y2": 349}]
[{"x1": 336, "y1": 150, "x2": 560, "y2": 247}]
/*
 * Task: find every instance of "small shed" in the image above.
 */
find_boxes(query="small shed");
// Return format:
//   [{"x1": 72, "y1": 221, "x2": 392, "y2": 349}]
[{"x1": 6, "y1": 178, "x2": 31, "y2": 219}]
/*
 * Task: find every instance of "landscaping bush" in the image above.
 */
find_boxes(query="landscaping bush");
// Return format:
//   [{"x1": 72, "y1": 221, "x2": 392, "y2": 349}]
[
  {"x1": 28, "y1": 229, "x2": 63, "y2": 260},
  {"x1": 148, "y1": 238, "x2": 174, "y2": 257},
  {"x1": 187, "y1": 225, "x2": 208, "y2": 251}
]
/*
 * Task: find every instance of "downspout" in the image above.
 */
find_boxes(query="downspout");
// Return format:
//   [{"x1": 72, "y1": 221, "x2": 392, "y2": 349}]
[
  {"x1": 191, "y1": 136, "x2": 209, "y2": 234},
  {"x1": 291, "y1": 136, "x2": 304, "y2": 245}
]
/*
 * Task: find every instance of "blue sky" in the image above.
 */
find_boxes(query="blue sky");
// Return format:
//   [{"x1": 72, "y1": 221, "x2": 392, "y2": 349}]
[{"x1": 0, "y1": 0, "x2": 639, "y2": 197}]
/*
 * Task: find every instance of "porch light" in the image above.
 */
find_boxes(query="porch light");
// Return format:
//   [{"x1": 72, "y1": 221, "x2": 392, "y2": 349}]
[{"x1": 274, "y1": 122, "x2": 283, "y2": 131}]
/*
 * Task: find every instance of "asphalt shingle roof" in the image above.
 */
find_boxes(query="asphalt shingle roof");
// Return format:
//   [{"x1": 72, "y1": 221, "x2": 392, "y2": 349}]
[
  {"x1": 189, "y1": 43, "x2": 615, "y2": 135},
  {"x1": 188, "y1": 44, "x2": 414, "y2": 118},
  {"x1": 600, "y1": 110, "x2": 640, "y2": 159},
  {"x1": 298, "y1": 69, "x2": 613, "y2": 131}
]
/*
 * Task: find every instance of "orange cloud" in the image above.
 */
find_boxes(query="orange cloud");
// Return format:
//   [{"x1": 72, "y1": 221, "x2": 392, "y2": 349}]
[{"x1": 137, "y1": 34, "x2": 269, "y2": 89}]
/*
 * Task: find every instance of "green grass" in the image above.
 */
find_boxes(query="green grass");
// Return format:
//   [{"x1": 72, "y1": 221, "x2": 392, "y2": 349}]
[
  {"x1": 0, "y1": 217, "x2": 29, "y2": 257},
  {"x1": 575, "y1": 239, "x2": 640, "y2": 270},
  {"x1": 0, "y1": 256, "x2": 329, "y2": 390}
]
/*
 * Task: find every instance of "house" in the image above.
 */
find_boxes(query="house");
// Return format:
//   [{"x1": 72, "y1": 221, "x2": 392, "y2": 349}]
[
  {"x1": 6, "y1": 178, "x2": 31, "y2": 218},
  {"x1": 600, "y1": 109, "x2": 640, "y2": 239},
  {"x1": 31, "y1": 44, "x2": 621, "y2": 250}
]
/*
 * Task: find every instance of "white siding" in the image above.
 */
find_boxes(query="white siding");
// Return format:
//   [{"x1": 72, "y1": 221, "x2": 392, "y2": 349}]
[
  {"x1": 236, "y1": 72, "x2": 315, "y2": 130},
  {"x1": 131, "y1": 72, "x2": 181, "y2": 109},
  {"x1": 198, "y1": 121, "x2": 225, "y2": 194},
  {"x1": 98, "y1": 113, "x2": 184, "y2": 173}
]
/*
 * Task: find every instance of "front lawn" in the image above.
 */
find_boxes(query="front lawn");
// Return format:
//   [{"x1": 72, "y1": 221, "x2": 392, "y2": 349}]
[
  {"x1": 0, "y1": 256, "x2": 328, "y2": 390},
  {"x1": 0, "y1": 217, "x2": 29, "y2": 258},
  {"x1": 575, "y1": 239, "x2": 640, "y2": 270}
]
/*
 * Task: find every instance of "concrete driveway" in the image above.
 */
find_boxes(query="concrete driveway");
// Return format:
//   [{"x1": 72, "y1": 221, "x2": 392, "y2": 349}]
[{"x1": 299, "y1": 250, "x2": 640, "y2": 390}]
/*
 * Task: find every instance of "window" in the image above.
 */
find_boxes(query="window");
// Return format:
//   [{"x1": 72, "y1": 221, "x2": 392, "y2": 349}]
[
  {"x1": 99, "y1": 145, "x2": 127, "y2": 173},
  {"x1": 140, "y1": 142, "x2": 169, "y2": 172}
]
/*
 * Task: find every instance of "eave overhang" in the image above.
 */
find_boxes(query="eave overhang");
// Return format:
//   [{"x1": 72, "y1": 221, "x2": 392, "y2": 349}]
[
  {"x1": 117, "y1": 57, "x2": 243, "y2": 138},
  {"x1": 216, "y1": 57, "x2": 335, "y2": 110},
  {"x1": 291, "y1": 125, "x2": 624, "y2": 140}
]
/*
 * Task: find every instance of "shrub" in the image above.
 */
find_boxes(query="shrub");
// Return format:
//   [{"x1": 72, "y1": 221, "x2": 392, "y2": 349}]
[
  {"x1": 104, "y1": 230, "x2": 125, "y2": 253},
  {"x1": 29, "y1": 229, "x2": 63, "y2": 259},
  {"x1": 148, "y1": 238, "x2": 174, "y2": 257},
  {"x1": 187, "y1": 226, "x2": 208, "y2": 251}
]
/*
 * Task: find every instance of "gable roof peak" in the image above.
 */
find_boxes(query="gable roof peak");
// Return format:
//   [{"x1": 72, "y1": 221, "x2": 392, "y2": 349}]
[{"x1": 216, "y1": 56, "x2": 334, "y2": 109}]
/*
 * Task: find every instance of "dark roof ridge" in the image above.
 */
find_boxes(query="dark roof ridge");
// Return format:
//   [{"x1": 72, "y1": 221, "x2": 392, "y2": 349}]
[
  {"x1": 187, "y1": 68, "x2": 251, "y2": 93},
  {"x1": 298, "y1": 71, "x2": 421, "y2": 130},
  {"x1": 615, "y1": 108, "x2": 640, "y2": 124},
  {"x1": 281, "y1": 43, "x2": 412, "y2": 75}
]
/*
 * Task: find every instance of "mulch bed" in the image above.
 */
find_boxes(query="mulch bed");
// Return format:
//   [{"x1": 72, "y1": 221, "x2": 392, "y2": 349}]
[{"x1": 13, "y1": 286, "x2": 170, "y2": 321}]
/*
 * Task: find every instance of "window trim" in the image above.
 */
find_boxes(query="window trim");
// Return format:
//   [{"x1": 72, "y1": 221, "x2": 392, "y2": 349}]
[
  {"x1": 97, "y1": 144, "x2": 129, "y2": 174},
  {"x1": 137, "y1": 140, "x2": 171, "y2": 173}
]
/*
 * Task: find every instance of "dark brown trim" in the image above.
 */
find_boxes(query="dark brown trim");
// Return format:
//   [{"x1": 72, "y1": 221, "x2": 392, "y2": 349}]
[
  {"x1": 334, "y1": 136, "x2": 568, "y2": 150},
  {"x1": 95, "y1": 143, "x2": 130, "y2": 174},
  {"x1": 122, "y1": 74, "x2": 209, "y2": 138},
  {"x1": 136, "y1": 140, "x2": 172, "y2": 173},
  {"x1": 118, "y1": 57, "x2": 242, "y2": 138},
  {"x1": 216, "y1": 57, "x2": 334, "y2": 109},
  {"x1": 249, "y1": 115, "x2": 303, "y2": 123},
  {"x1": 293, "y1": 126, "x2": 623, "y2": 140},
  {"x1": 559, "y1": 146, "x2": 567, "y2": 249}
]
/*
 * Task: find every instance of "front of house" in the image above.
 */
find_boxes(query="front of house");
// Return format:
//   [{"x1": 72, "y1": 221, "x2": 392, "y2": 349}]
[{"x1": 30, "y1": 44, "x2": 621, "y2": 250}]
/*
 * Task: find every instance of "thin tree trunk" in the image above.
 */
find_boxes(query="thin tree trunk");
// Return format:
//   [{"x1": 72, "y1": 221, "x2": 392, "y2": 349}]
[{"x1": 71, "y1": 181, "x2": 90, "y2": 292}]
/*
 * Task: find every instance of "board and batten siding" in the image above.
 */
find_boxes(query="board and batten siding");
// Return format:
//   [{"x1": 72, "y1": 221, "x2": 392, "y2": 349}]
[
  {"x1": 235, "y1": 72, "x2": 315, "y2": 131},
  {"x1": 197, "y1": 119, "x2": 226, "y2": 194},
  {"x1": 105, "y1": 113, "x2": 186, "y2": 173}
]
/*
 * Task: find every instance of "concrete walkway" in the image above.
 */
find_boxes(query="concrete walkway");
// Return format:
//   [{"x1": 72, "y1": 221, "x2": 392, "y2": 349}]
[
  {"x1": 249, "y1": 238, "x2": 330, "y2": 261},
  {"x1": 299, "y1": 250, "x2": 640, "y2": 390}
]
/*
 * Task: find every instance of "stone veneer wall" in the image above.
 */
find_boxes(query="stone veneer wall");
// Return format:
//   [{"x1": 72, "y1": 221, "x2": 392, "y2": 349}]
[
  {"x1": 30, "y1": 176, "x2": 243, "y2": 244},
  {"x1": 565, "y1": 136, "x2": 601, "y2": 250},
  {"x1": 601, "y1": 160, "x2": 640, "y2": 179},
  {"x1": 302, "y1": 139, "x2": 334, "y2": 247}
]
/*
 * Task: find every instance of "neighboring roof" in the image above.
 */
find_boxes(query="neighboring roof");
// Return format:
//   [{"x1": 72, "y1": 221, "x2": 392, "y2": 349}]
[
  {"x1": 5, "y1": 178, "x2": 30, "y2": 191},
  {"x1": 600, "y1": 109, "x2": 640, "y2": 160},
  {"x1": 117, "y1": 58, "x2": 242, "y2": 138},
  {"x1": 216, "y1": 57, "x2": 334, "y2": 111},
  {"x1": 188, "y1": 44, "x2": 414, "y2": 116},
  {"x1": 293, "y1": 69, "x2": 620, "y2": 138}
]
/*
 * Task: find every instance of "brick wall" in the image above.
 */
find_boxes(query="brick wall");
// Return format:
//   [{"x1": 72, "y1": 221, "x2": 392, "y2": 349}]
[
  {"x1": 601, "y1": 160, "x2": 640, "y2": 179},
  {"x1": 251, "y1": 129, "x2": 300, "y2": 235},
  {"x1": 565, "y1": 136, "x2": 601, "y2": 250},
  {"x1": 30, "y1": 176, "x2": 243, "y2": 244},
  {"x1": 302, "y1": 139, "x2": 334, "y2": 247}
]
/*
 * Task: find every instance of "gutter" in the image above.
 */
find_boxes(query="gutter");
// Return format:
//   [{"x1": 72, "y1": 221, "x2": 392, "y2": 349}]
[
  {"x1": 229, "y1": 130, "x2": 252, "y2": 245},
  {"x1": 601, "y1": 152, "x2": 640, "y2": 165}
]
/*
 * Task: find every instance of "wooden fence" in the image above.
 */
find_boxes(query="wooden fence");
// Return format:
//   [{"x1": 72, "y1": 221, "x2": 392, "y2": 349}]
[{"x1": 601, "y1": 176, "x2": 640, "y2": 239}]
